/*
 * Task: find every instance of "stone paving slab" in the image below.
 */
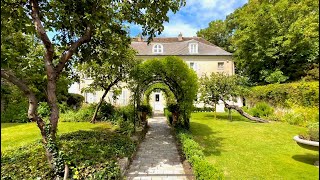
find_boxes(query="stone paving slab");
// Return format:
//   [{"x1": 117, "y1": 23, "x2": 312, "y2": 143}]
[{"x1": 126, "y1": 114, "x2": 191, "y2": 180}]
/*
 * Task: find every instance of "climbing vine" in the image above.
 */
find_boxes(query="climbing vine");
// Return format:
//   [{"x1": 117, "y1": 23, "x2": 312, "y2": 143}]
[{"x1": 129, "y1": 56, "x2": 198, "y2": 129}]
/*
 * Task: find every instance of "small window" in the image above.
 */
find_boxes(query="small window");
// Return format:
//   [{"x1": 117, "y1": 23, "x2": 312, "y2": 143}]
[
  {"x1": 189, "y1": 62, "x2": 197, "y2": 71},
  {"x1": 189, "y1": 43, "x2": 198, "y2": 54},
  {"x1": 153, "y1": 44, "x2": 163, "y2": 53},
  {"x1": 155, "y1": 94, "x2": 160, "y2": 102},
  {"x1": 218, "y1": 62, "x2": 224, "y2": 70}
]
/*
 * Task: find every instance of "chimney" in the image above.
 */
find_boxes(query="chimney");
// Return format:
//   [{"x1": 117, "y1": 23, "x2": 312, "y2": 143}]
[
  {"x1": 178, "y1": 32, "x2": 183, "y2": 41},
  {"x1": 137, "y1": 34, "x2": 142, "y2": 42}
]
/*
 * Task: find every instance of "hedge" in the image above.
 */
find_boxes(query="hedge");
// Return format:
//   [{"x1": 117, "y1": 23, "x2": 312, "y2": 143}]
[
  {"x1": 176, "y1": 128, "x2": 224, "y2": 180},
  {"x1": 247, "y1": 81, "x2": 319, "y2": 108}
]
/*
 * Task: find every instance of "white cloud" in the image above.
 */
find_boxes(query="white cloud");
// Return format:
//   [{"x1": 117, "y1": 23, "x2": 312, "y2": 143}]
[{"x1": 161, "y1": 21, "x2": 198, "y2": 37}]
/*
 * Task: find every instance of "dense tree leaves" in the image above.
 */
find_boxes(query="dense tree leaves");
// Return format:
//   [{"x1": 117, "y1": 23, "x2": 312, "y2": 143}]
[{"x1": 198, "y1": 0, "x2": 319, "y2": 84}]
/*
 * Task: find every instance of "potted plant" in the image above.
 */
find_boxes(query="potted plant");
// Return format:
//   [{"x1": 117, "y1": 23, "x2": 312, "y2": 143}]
[
  {"x1": 167, "y1": 104, "x2": 180, "y2": 126},
  {"x1": 137, "y1": 104, "x2": 152, "y2": 122},
  {"x1": 293, "y1": 122, "x2": 319, "y2": 166}
]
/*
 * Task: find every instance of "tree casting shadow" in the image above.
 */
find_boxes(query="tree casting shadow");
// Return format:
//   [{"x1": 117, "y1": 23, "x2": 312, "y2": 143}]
[{"x1": 190, "y1": 121, "x2": 225, "y2": 156}]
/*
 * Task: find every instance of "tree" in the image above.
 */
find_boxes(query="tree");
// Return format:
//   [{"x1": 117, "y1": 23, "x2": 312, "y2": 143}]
[
  {"x1": 1, "y1": 0, "x2": 186, "y2": 177},
  {"x1": 200, "y1": 73, "x2": 269, "y2": 123},
  {"x1": 198, "y1": 0, "x2": 319, "y2": 83},
  {"x1": 197, "y1": 20, "x2": 234, "y2": 52},
  {"x1": 77, "y1": 47, "x2": 140, "y2": 123}
]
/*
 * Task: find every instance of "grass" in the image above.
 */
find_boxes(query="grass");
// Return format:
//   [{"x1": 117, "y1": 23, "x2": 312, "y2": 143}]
[
  {"x1": 1, "y1": 122, "x2": 112, "y2": 152},
  {"x1": 190, "y1": 112, "x2": 319, "y2": 180}
]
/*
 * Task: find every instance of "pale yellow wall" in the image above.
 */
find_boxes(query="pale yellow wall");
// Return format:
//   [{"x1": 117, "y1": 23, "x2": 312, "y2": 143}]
[{"x1": 79, "y1": 55, "x2": 234, "y2": 106}]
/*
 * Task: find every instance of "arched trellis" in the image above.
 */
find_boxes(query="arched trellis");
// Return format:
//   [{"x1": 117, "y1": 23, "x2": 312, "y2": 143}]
[
  {"x1": 129, "y1": 56, "x2": 198, "y2": 129},
  {"x1": 143, "y1": 83, "x2": 175, "y2": 105}
]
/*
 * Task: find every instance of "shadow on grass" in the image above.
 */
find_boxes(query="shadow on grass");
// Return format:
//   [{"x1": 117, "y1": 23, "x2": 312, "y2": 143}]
[
  {"x1": 1, "y1": 123, "x2": 29, "y2": 129},
  {"x1": 191, "y1": 121, "x2": 225, "y2": 156},
  {"x1": 203, "y1": 112, "x2": 255, "y2": 123},
  {"x1": 292, "y1": 154, "x2": 319, "y2": 165}
]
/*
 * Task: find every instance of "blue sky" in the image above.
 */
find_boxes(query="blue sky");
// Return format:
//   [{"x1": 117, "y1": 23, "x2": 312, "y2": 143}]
[{"x1": 129, "y1": 0, "x2": 248, "y2": 37}]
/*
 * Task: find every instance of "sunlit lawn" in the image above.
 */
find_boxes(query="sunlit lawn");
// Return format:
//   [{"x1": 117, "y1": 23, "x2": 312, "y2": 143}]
[
  {"x1": 1, "y1": 122, "x2": 112, "y2": 152},
  {"x1": 190, "y1": 112, "x2": 319, "y2": 180}
]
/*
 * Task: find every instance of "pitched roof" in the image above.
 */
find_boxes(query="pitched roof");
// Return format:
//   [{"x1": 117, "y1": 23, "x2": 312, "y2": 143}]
[{"x1": 130, "y1": 37, "x2": 232, "y2": 56}]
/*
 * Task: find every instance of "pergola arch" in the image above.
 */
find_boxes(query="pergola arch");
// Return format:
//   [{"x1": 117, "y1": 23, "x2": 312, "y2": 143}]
[{"x1": 130, "y1": 56, "x2": 198, "y2": 129}]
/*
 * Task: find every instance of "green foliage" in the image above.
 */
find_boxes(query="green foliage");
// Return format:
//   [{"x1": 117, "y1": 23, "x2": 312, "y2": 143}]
[
  {"x1": 167, "y1": 103, "x2": 180, "y2": 113},
  {"x1": 137, "y1": 104, "x2": 152, "y2": 115},
  {"x1": 37, "y1": 102, "x2": 51, "y2": 118},
  {"x1": 281, "y1": 106, "x2": 319, "y2": 127},
  {"x1": 130, "y1": 56, "x2": 198, "y2": 128},
  {"x1": 144, "y1": 83, "x2": 176, "y2": 105},
  {"x1": 197, "y1": 19, "x2": 233, "y2": 52},
  {"x1": 164, "y1": 108, "x2": 173, "y2": 125},
  {"x1": 1, "y1": 129, "x2": 136, "y2": 179},
  {"x1": 199, "y1": 0, "x2": 319, "y2": 83},
  {"x1": 248, "y1": 81, "x2": 319, "y2": 108},
  {"x1": 98, "y1": 102, "x2": 116, "y2": 121},
  {"x1": 261, "y1": 69, "x2": 289, "y2": 84},
  {"x1": 1, "y1": 99, "x2": 28, "y2": 123},
  {"x1": 176, "y1": 128, "x2": 224, "y2": 179},
  {"x1": 200, "y1": 72, "x2": 249, "y2": 106},
  {"x1": 115, "y1": 118, "x2": 135, "y2": 136},
  {"x1": 66, "y1": 93, "x2": 84, "y2": 110},
  {"x1": 306, "y1": 122, "x2": 319, "y2": 142},
  {"x1": 249, "y1": 102, "x2": 274, "y2": 118},
  {"x1": 59, "y1": 104, "x2": 95, "y2": 122},
  {"x1": 193, "y1": 107, "x2": 214, "y2": 112}
]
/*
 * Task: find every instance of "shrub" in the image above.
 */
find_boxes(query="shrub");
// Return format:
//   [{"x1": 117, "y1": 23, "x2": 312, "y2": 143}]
[
  {"x1": 176, "y1": 128, "x2": 224, "y2": 180},
  {"x1": 248, "y1": 81, "x2": 319, "y2": 108},
  {"x1": 164, "y1": 108, "x2": 173, "y2": 125},
  {"x1": 1, "y1": 129, "x2": 136, "y2": 179},
  {"x1": 167, "y1": 104, "x2": 179, "y2": 113},
  {"x1": 116, "y1": 118, "x2": 135, "y2": 136},
  {"x1": 66, "y1": 93, "x2": 84, "y2": 110},
  {"x1": 281, "y1": 106, "x2": 319, "y2": 127},
  {"x1": 98, "y1": 102, "x2": 115, "y2": 121},
  {"x1": 59, "y1": 104, "x2": 95, "y2": 122},
  {"x1": 1, "y1": 100, "x2": 29, "y2": 123},
  {"x1": 115, "y1": 105, "x2": 135, "y2": 122},
  {"x1": 137, "y1": 104, "x2": 152, "y2": 116},
  {"x1": 249, "y1": 102, "x2": 274, "y2": 118}
]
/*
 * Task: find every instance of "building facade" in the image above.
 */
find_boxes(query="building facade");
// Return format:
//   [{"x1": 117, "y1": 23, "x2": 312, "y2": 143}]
[{"x1": 72, "y1": 34, "x2": 242, "y2": 112}]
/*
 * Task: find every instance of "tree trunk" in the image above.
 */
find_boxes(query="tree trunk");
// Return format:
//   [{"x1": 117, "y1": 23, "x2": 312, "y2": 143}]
[
  {"x1": 220, "y1": 96, "x2": 269, "y2": 123},
  {"x1": 91, "y1": 89, "x2": 109, "y2": 123}
]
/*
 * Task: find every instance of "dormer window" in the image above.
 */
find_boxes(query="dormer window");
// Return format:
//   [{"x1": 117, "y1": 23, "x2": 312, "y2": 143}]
[
  {"x1": 153, "y1": 44, "x2": 163, "y2": 53},
  {"x1": 189, "y1": 43, "x2": 198, "y2": 54}
]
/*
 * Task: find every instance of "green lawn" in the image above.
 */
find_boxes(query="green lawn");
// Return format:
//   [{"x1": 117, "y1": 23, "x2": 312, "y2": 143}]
[
  {"x1": 190, "y1": 112, "x2": 319, "y2": 180},
  {"x1": 1, "y1": 122, "x2": 112, "y2": 152}
]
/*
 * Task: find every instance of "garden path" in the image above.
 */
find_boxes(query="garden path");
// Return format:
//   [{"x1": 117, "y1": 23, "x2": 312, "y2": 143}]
[{"x1": 126, "y1": 113, "x2": 190, "y2": 180}]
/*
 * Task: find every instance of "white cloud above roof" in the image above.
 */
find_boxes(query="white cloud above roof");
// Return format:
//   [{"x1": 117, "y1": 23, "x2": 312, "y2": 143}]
[{"x1": 129, "y1": 0, "x2": 248, "y2": 37}]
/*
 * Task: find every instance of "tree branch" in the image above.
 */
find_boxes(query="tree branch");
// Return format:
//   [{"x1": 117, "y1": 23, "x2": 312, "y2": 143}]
[
  {"x1": 219, "y1": 95, "x2": 269, "y2": 123},
  {"x1": 1, "y1": 69, "x2": 47, "y2": 141},
  {"x1": 30, "y1": 0, "x2": 54, "y2": 64},
  {"x1": 55, "y1": 27, "x2": 92, "y2": 75}
]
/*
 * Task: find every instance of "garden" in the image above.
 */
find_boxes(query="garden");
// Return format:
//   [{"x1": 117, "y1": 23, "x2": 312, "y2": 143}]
[{"x1": 1, "y1": 0, "x2": 319, "y2": 179}]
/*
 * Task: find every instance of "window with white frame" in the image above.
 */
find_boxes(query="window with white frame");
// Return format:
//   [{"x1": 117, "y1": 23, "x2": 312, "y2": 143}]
[
  {"x1": 152, "y1": 44, "x2": 163, "y2": 53},
  {"x1": 189, "y1": 62, "x2": 197, "y2": 72},
  {"x1": 218, "y1": 62, "x2": 224, "y2": 70},
  {"x1": 189, "y1": 43, "x2": 198, "y2": 54}
]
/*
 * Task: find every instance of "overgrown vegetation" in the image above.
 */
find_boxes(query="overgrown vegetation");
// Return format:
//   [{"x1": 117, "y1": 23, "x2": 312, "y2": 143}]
[
  {"x1": 299, "y1": 122, "x2": 319, "y2": 142},
  {"x1": 1, "y1": 129, "x2": 136, "y2": 179},
  {"x1": 176, "y1": 128, "x2": 224, "y2": 180}
]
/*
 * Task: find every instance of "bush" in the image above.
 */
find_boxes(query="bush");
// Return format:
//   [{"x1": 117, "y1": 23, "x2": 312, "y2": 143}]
[
  {"x1": 137, "y1": 104, "x2": 152, "y2": 116},
  {"x1": 176, "y1": 128, "x2": 224, "y2": 180},
  {"x1": 116, "y1": 118, "x2": 135, "y2": 136},
  {"x1": 249, "y1": 102, "x2": 274, "y2": 118},
  {"x1": 66, "y1": 93, "x2": 84, "y2": 110},
  {"x1": 164, "y1": 108, "x2": 173, "y2": 125},
  {"x1": 1, "y1": 100, "x2": 29, "y2": 123},
  {"x1": 98, "y1": 102, "x2": 115, "y2": 121},
  {"x1": 59, "y1": 104, "x2": 95, "y2": 122},
  {"x1": 281, "y1": 106, "x2": 319, "y2": 127},
  {"x1": 248, "y1": 81, "x2": 319, "y2": 108},
  {"x1": 1, "y1": 129, "x2": 136, "y2": 179},
  {"x1": 167, "y1": 104, "x2": 179, "y2": 113}
]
